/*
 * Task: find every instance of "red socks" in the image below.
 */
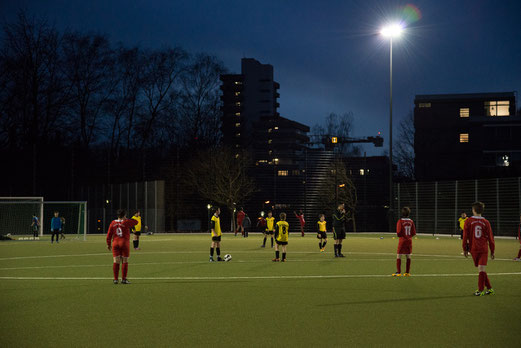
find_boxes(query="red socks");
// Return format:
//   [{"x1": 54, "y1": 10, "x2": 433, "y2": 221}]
[
  {"x1": 113, "y1": 263, "x2": 119, "y2": 280},
  {"x1": 396, "y1": 259, "x2": 401, "y2": 273},
  {"x1": 517, "y1": 249, "x2": 521, "y2": 258},
  {"x1": 122, "y1": 262, "x2": 128, "y2": 280},
  {"x1": 406, "y1": 259, "x2": 411, "y2": 273},
  {"x1": 478, "y1": 272, "x2": 485, "y2": 291},
  {"x1": 484, "y1": 272, "x2": 491, "y2": 289}
]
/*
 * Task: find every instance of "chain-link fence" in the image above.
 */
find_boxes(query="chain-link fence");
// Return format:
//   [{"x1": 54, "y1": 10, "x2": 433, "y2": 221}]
[{"x1": 395, "y1": 177, "x2": 521, "y2": 236}]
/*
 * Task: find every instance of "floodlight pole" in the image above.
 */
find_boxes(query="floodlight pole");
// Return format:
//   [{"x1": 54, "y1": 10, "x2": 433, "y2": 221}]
[{"x1": 388, "y1": 37, "x2": 394, "y2": 226}]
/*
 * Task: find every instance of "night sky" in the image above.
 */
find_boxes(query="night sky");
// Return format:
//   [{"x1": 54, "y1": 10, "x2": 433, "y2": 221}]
[{"x1": 2, "y1": 0, "x2": 521, "y2": 155}]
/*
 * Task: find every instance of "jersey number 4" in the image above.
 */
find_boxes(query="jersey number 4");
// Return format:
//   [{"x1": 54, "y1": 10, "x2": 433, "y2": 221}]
[{"x1": 116, "y1": 227, "x2": 123, "y2": 237}]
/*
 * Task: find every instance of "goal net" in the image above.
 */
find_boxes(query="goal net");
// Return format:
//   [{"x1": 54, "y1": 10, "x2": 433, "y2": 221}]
[{"x1": 0, "y1": 198, "x2": 87, "y2": 240}]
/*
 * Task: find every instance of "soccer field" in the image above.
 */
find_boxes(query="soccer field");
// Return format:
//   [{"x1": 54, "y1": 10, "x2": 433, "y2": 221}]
[{"x1": 1, "y1": 233, "x2": 520, "y2": 347}]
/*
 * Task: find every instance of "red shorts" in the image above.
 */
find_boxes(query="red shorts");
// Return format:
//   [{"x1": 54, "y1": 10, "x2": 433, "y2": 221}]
[
  {"x1": 112, "y1": 241, "x2": 130, "y2": 258},
  {"x1": 471, "y1": 251, "x2": 488, "y2": 266},
  {"x1": 397, "y1": 240, "x2": 412, "y2": 254}
]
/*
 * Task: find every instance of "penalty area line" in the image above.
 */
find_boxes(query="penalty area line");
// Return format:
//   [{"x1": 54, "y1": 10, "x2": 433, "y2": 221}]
[{"x1": 0, "y1": 272, "x2": 520, "y2": 281}]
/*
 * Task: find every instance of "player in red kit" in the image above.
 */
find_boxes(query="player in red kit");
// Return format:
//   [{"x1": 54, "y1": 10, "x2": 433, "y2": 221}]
[
  {"x1": 106, "y1": 209, "x2": 138, "y2": 284},
  {"x1": 393, "y1": 206, "x2": 416, "y2": 277},
  {"x1": 294, "y1": 210, "x2": 305, "y2": 237},
  {"x1": 236, "y1": 207, "x2": 245, "y2": 237},
  {"x1": 463, "y1": 202, "x2": 495, "y2": 296},
  {"x1": 514, "y1": 214, "x2": 521, "y2": 261}
]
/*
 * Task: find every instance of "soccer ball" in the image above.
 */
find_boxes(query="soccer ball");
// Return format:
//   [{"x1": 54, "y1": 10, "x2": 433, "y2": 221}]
[{"x1": 224, "y1": 254, "x2": 232, "y2": 262}]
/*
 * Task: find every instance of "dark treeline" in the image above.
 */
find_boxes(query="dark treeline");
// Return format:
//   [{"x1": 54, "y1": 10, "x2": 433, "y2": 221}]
[{"x1": 0, "y1": 12, "x2": 226, "y2": 200}]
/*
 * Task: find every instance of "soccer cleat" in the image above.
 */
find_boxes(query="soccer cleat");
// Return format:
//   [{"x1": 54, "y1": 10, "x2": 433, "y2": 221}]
[
  {"x1": 338, "y1": 253, "x2": 345, "y2": 258},
  {"x1": 392, "y1": 273, "x2": 401, "y2": 277},
  {"x1": 134, "y1": 248, "x2": 140, "y2": 250},
  {"x1": 474, "y1": 290, "x2": 484, "y2": 296},
  {"x1": 403, "y1": 273, "x2": 411, "y2": 277},
  {"x1": 121, "y1": 279, "x2": 131, "y2": 284},
  {"x1": 281, "y1": 259, "x2": 286, "y2": 262},
  {"x1": 261, "y1": 245, "x2": 265, "y2": 248},
  {"x1": 272, "y1": 258, "x2": 280, "y2": 262},
  {"x1": 334, "y1": 254, "x2": 339, "y2": 258},
  {"x1": 209, "y1": 257, "x2": 215, "y2": 262},
  {"x1": 320, "y1": 248, "x2": 325, "y2": 252},
  {"x1": 217, "y1": 257, "x2": 224, "y2": 261},
  {"x1": 113, "y1": 280, "x2": 118, "y2": 284},
  {"x1": 513, "y1": 258, "x2": 521, "y2": 261},
  {"x1": 485, "y1": 288, "x2": 495, "y2": 295}
]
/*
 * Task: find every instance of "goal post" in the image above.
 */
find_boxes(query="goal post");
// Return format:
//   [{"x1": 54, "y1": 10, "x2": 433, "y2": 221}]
[{"x1": 0, "y1": 198, "x2": 87, "y2": 240}]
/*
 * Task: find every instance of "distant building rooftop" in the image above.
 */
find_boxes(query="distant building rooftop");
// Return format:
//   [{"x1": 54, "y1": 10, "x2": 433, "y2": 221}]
[{"x1": 415, "y1": 91, "x2": 516, "y2": 102}]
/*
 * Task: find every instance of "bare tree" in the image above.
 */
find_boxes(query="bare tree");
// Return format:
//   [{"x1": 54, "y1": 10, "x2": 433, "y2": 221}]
[
  {"x1": 312, "y1": 112, "x2": 361, "y2": 155},
  {"x1": 394, "y1": 111, "x2": 415, "y2": 180},
  {"x1": 177, "y1": 53, "x2": 226, "y2": 148},
  {"x1": 62, "y1": 32, "x2": 118, "y2": 148},
  {"x1": 184, "y1": 147, "x2": 256, "y2": 231}
]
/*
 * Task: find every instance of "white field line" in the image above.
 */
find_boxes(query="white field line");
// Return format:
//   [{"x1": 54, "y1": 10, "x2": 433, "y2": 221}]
[
  {"x1": 0, "y1": 257, "x2": 495, "y2": 271},
  {"x1": 0, "y1": 272, "x2": 520, "y2": 281},
  {"x1": 0, "y1": 250, "x2": 515, "y2": 262}
]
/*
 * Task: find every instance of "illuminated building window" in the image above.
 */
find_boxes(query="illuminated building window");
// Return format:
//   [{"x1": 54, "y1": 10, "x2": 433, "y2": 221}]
[
  {"x1": 268, "y1": 128, "x2": 272, "y2": 133},
  {"x1": 268, "y1": 139, "x2": 272, "y2": 144},
  {"x1": 236, "y1": 133, "x2": 241, "y2": 137},
  {"x1": 235, "y1": 153, "x2": 240, "y2": 159},
  {"x1": 235, "y1": 144, "x2": 240, "y2": 148},
  {"x1": 235, "y1": 92, "x2": 240, "y2": 96},
  {"x1": 419, "y1": 103, "x2": 431, "y2": 108},
  {"x1": 268, "y1": 150, "x2": 273, "y2": 155},
  {"x1": 359, "y1": 169, "x2": 365, "y2": 176},
  {"x1": 235, "y1": 112, "x2": 241, "y2": 116},
  {"x1": 274, "y1": 126, "x2": 279, "y2": 130},
  {"x1": 234, "y1": 81, "x2": 242, "y2": 85},
  {"x1": 235, "y1": 123, "x2": 240, "y2": 127},
  {"x1": 459, "y1": 108, "x2": 469, "y2": 118},
  {"x1": 236, "y1": 102, "x2": 241, "y2": 106},
  {"x1": 485, "y1": 101, "x2": 509, "y2": 116},
  {"x1": 274, "y1": 158, "x2": 279, "y2": 164},
  {"x1": 459, "y1": 133, "x2": 469, "y2": 143},
  {"x1": 498, "y1": 154, "x2": 510, "y2": 167},
  {"x1": 277, "y1": 170, "x2": 288, "y2": 176}
]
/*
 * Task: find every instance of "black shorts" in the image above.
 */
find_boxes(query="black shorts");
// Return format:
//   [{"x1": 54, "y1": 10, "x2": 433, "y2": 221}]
[
  {"x1": 133, "y1": 231, "x2": 141, "y2": 236},
  {"x1": 266, "y1": 229, "x2": 274, "y2": 235},
  {"x1": 333, "y1": 229, "x2": 346, "y2": 240},
  {"x1": 52, "y1": 229, "x2": 60, "y2": 234},
  {"x1": 276, "y1": 241, "x2": 288, "y2": 245},
  {"x1": 317, "y1": 232, "x2": 327, "y2": 239},
  {"x1": 212, "y1": 236, "x2": 222, "y2": 242}
]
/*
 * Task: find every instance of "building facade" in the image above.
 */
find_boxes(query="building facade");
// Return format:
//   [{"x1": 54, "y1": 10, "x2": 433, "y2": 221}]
[{"x1": 414, "y1": 92, "x2": 520, "y2": 181}]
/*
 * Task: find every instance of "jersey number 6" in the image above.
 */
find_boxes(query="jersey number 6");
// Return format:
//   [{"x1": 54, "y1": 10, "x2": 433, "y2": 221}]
[{"x1": 474, "y1": 225, "x2": 482, "y2": 238}]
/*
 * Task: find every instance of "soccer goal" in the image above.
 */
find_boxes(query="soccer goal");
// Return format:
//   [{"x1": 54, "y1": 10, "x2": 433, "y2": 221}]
[{"x1": 0, "y1": 198, "x2": 87, "y2": 240}]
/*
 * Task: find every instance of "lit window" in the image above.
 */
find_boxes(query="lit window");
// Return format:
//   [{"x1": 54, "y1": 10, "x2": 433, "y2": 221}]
[
  {"x1": 485, "y1": 101, "x2": 509, "y2": 116},
  {"x1": 236, "y1": 133, "x2": 241, "y2": 137},
  {"x1": 499, "y1": 155, "x2": 510, "y2": 167},
  {"x1": 359, "y1": 169, "x2": 365, "y2": 176},
  {"x1": 236, "y1": 102, "x2": 241, "y2": 106},
  {"x1": 268, "y1": 150, "x2": 273, "y2": 155},
  {"x1": 268, "y1": 128, "x2": 272, "y2": 133},
  {"x1": 235, "y1": 153, "x2": 240, "y2": 159},
  {"x1": 419, "y1": 102, "x2": 431, "y2": 108},
  {"x1": 459, "y1": 133, "x2": 469, "y2": 143},
  {"x1": 235, "y1": 112, "x2": 241, "y2": 116},
  {"x1": 277, "y1": 170, "x2": 288, "y2": 176},
  {"x1": 274, "y1": 158, "x2": 279, "y2": 163},
  {"x1": 234, "y1": 81, "x2": 242, "y2": 85},
  {"x1": 235, "y1": 123, "x2": 240, "y2": 128},
  {"x1": 274, "y1": 126, "x2": 279, "y2": 130},
  {"x1": 459, "y1": 108, "x2": 469, "y2": 118},
  {"x1": 268, "y1": 139, "x2": 272, "y2": 144},
  {"x1": 235, "y1": 92, "x2": 240, "y2": 96},
  {"x1": 235, "y1": 144, "x2": 240, "y2": 148}
]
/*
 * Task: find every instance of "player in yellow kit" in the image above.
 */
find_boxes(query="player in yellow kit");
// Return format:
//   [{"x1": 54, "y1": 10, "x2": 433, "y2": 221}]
[
  {"x1": 272, "y1": 212, "x2": 289, "y2": 262},
  {"x1": 209, "y1": 207, "x2": 224, "y2": 262},
  {"x1": 317, "y1": 214, "x2": 327, "y2": 252},
  {"x1": 262, "y1": 211, "x2": 275, "y2": 248}
]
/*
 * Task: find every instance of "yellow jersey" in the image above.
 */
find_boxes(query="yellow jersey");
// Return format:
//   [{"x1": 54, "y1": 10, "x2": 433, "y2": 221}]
[
  {"x1": 276, "y1": 221, "x2": 289, "y2": 242},
  {"x1": 266, "y1": 216, "x2": 275, "y2": 231},
  {"x1": 132, "y1": 215, "x2": 142, "y2": 232},
  {"x1": 317, "y1": 220, "x2": 327, "y2": 232},
  {"x1": 211, "y1": 215, "x2": 221, "y2": 237},
  {"x1": 458, "y1": 217, "x2": 467, "y2": 230}
]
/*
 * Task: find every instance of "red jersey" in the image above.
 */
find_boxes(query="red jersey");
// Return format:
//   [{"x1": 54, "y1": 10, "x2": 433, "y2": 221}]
[
  {"x1": 106, "y1": 218, "x2": 138, "y2": 247},
  {"x1": 396, "y1": 218, "x2": 416, "y2": 241},
  {"x1": 237, "y1": 211, "x2": 245, "y2": 224},
  {"x1": 462, "y1": 216, "x2": 495, "y2": 254},
  {"x1": 295, "y1": 212, "x2": 305, "y2": 226}
]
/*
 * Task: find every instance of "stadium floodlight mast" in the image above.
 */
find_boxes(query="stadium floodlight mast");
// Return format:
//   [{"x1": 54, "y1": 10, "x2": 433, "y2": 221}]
[{"x1": 380, "y1": 22, "x2": 403, "y2": 228}]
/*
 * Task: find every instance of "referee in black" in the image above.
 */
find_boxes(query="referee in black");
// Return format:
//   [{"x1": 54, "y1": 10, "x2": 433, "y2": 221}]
[{"x1": 332, "y1": 203, "x2": 346, "y2": 257}]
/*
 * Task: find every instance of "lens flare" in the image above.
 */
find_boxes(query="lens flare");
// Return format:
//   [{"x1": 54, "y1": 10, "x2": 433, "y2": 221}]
[{"x1": 402, "y1": 4, "x2": 422, "y2": 24}]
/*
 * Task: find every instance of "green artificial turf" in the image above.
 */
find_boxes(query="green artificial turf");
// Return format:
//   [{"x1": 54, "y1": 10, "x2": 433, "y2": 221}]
[{"x1": 0, "y1": 233, "x2": 520, "y2": 347}]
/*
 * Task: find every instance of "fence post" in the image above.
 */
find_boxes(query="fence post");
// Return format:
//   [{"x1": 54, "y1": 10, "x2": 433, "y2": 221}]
[
  {"x1": 434, "y1": 181, "x2": 438, "y2": 235},
  {"x1": 415, "y1": 182, "x2": 419, "y2": 231},
  {"x1": 397, "y1": 183, "x2": 401, "y2": 212},
  {"x1": 496, "y1": 178, "x2": 500, "y2": 235},
  {"x1": 145, "y1": 181, "x2": 148, "y2": 227},
  {"x1": 454, "y1": 180, "x2": 458, "y2": 236},
  {"x1": 154, "y1": 180, "x2": 158, "y2": 234}
]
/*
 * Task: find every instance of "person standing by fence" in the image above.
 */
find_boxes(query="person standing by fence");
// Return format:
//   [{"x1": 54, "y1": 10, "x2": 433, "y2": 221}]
[
  {"x1": 243, "y1": 213, "x2": 251, "y2": 238},
  {"x1": 236, "y1": 207, "x2": 245, "y2": 237},
  {"x1": 458, "y1": 212, "x2": 467, "y2": 239},
  {"x1": 50, "y1": 212, "x2": 62, "y2": 244},
  {"x1": 294, "y1": 210, "x2": 306, "y2": 237},
  {"x1": 31, "y1": 214, "x2": 40, "y2": 240}
]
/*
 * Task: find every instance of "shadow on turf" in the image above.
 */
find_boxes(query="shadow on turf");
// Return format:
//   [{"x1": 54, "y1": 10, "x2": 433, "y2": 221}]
[{"x1": 322, "y1": 294, "x2": 470, "y2": 306}]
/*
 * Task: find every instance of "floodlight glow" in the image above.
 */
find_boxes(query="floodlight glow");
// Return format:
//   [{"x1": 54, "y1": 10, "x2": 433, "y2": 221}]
[{"x1": 380, "y1": 24, "x2": 403, "y2": 37}]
